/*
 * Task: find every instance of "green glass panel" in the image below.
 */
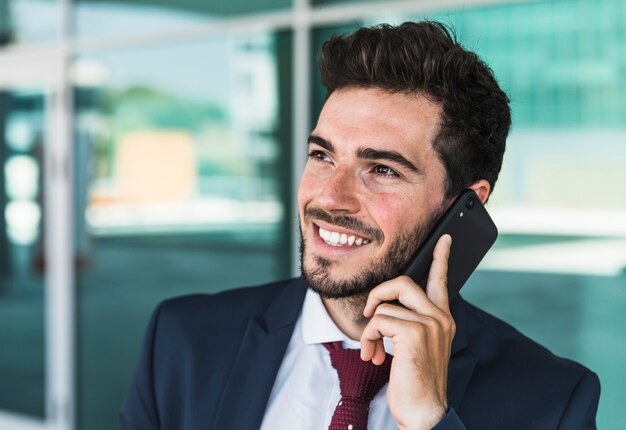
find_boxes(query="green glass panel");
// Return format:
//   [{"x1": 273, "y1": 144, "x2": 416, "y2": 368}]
[
  {"x1": 0, "y1": 0, "x2": 60, "y2": 46},
  {"x1": 74, "y1": 31, "x2": 292, "y2": 430},
  {"x1": 0, "y1": 89, "x2": 46, "y2": 418},
  {"x1": 417, "y1": 0, "x2": 626, "y2": 129}
]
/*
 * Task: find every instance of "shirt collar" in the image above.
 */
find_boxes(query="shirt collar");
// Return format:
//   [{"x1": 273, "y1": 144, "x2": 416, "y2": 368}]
[{"x1": 301, "y1": 288, "x2": 394, "y2": 355}]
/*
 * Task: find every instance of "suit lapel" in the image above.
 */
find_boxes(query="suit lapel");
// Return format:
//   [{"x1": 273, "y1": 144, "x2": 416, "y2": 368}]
[
  {"x1": 446, "y1": 296, "x2": 478, "y2": 411},
  {"x1": 212, "y1": 279, "x2": 307, "y2": 430},
  {"x1": 447, "y1": 354, "x2": 478, "y2": 411},
  {"x1": 212, "y1": 283, "x2": 478, "y2": 427}
]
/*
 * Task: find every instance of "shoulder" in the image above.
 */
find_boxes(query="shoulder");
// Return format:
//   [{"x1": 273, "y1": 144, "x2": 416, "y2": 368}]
[
  {"x1": 143, "y1": 278, "x2": 304, "y2": 379},
  {"x1": 456, "y1": 297, "x2": 600, "y2": 427},
  {"x1": 153, "y1": 278, "x2": 297, "y2": 330},
  {"x1": 462, "y1": 298, "x2": 590, "y2": 377}
]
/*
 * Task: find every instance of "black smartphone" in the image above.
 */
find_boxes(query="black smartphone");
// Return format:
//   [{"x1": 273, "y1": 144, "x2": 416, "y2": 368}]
[{"x1": 402, "y1": 189, "x2": 498, "y2": 301}]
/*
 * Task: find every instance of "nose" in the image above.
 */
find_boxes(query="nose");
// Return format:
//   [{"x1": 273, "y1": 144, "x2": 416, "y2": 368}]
[{"x1": 314, "y1": 166, "x2": 360, "y2": 214}]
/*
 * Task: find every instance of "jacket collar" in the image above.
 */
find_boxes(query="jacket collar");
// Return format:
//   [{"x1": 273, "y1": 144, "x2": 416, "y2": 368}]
[
  {"x1": 450, "y1": 294, "x2": 469, "y2": 356},
  {"x1": 447, "y1": 295, "x2": 478, "y2": 411},
  {"x1": 211, "y1": 278, "x2": 306, "y2": 430},
  {"x1": 212, "y1": 279, "x2": 476, "y2": 428}
]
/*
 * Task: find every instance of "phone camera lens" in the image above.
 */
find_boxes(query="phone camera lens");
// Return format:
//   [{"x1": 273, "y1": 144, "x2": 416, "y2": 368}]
[{"x1": 465, "y1": 198, "x2": 475, "y2": 210}]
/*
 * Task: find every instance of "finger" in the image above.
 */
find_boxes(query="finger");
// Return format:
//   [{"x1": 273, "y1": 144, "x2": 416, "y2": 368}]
[
  {"x1": 373, "y1": 302, "x2": 422, "y2": 322},
  {"x1": 363, "y1": 276, "x2": 446, "y2": 320},
  {"x1": 366, "y1": 304, "x2": 419, "y2": 365},
  {"x1": 361, "y1": 314, "x2": 421, "y2": 362},
  {"x1": 375, "y1": 305, "x2": 448, "y2": 336},
  {"x1": 360, "y1": 336, "x2": 385, "y2": 364},
  {"x1": 373, "y1": 339, "x2": 386, "y2": 365},
  {"x1": 426, "y1": 234, "x2": 452, "y2": 313},
  {"x1": 360, "y1": 335, "x2": 377, "y2": 361},
  {"x1": 361, "y1": 315, "x2": 394, "y2": 364}
]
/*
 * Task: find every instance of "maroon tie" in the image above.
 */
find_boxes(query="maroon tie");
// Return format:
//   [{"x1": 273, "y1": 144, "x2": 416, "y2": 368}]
[{"x1": 323, "y1": 341, "x2": 393, "y2": 430}]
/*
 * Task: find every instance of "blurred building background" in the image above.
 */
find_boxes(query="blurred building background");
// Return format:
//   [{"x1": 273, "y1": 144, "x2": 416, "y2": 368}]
[{"x1": 0, "y1": 0, "x2": 624, "y2": 429}]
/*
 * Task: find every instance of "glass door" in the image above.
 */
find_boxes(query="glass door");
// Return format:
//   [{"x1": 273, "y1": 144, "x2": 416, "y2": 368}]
[{"x1": 0, "y1": 49, "x2": 74, "y2": 430}]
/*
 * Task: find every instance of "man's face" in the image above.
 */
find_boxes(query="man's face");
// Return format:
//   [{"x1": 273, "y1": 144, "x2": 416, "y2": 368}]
[{"x1": 298, "y1": 87, "x2": 448, "y2": 298}]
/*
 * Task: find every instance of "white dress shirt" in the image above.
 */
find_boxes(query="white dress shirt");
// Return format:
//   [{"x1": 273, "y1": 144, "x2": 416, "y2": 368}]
[{"x1": 260, "y1": 289, "x2": 397, "y2": 430}]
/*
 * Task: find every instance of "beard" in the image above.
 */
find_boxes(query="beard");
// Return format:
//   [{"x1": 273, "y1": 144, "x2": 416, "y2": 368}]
[{"x1": 299, "y1": 206, "x2": 442, "y2": 301}]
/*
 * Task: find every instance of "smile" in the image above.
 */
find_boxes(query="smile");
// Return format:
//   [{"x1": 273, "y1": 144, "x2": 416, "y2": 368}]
[{"x1": 318, "y1": 226, "x2": 370, "y2": 247}]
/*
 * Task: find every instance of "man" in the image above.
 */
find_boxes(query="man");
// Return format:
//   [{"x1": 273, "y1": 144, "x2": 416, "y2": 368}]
[{"x1": 120, "y1": 21, "x2": 600, "y2": 429}]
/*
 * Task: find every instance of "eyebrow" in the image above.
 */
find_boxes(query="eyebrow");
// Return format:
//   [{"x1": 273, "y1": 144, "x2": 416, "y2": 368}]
[{"x1": 307, "y1": 134, "x2": 423, "y2": 175}]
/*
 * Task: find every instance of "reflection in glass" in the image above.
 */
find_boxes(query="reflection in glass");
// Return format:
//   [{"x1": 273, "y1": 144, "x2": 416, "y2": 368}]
[
  {"x1": 74, "y1": 31, "x2": 291, "y2": 430},
  {"x1": 78, "y1": 34, "x2": 282, "y2": 236},
  {"x1": 0, "y1": 0, "x2": 59, "y2": 46},
  {"x1": 0, "y1": 90, "x2": 45, "y2": 417},
  {"x1": 5, "y1": 155, "x2": 38, "y2": 200}
]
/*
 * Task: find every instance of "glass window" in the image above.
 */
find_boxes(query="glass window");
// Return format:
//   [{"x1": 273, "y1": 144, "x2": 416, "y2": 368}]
[
  {"x1": 0, "y1": 0, "x2": 60, "y2": 46},
  {"x1": 0, "y1": 88, "x2": 46, "y2": 418},
  {"x1": 74, "y1": 0, "x2": 292, "y2": 39},
  {"x1": 74, "y1": 31, "x2": 292, "y2": 430}
]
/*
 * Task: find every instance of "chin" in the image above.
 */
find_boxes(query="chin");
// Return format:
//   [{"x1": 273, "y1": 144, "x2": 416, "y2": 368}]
[{"x1": 302, "y1": 254, "x2": 390, "y2": 299}]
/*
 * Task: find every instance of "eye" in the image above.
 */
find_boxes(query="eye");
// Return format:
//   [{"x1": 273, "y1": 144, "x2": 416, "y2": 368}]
[
  {"x1": 373, "y1": 164, "x2": 400, "y2": 177},
  {"x1": 308, "y1": 150, "x2": 331, "y2": 163}
]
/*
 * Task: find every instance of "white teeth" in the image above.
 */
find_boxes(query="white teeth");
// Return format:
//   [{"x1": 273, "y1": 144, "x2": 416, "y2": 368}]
[
  {"x1": 318, "y1": 226, "x2": 368, "y2": 247},
  {"x1": 321, "y1": 228, "x2": 330, "y2": 241}
]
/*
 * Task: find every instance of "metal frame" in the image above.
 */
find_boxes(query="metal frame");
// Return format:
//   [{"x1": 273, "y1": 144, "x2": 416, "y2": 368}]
[
  {"x1": 291, "y1": 0, "x2": 312, "y2": 274},
  {"x1": 0, "y1": 1, "x2": 531, "y2": 429},
  {"x1": 44, "y1": 54, "x2": 75, "y2": 430}
]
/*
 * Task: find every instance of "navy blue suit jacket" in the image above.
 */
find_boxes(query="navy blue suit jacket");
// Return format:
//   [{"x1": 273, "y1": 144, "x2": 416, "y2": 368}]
[{"x1": 119, "y1": 278, "x2": 600, "y2": 429}]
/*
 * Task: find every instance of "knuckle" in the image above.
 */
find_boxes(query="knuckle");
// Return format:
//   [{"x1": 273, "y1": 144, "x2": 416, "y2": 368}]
[
  {"x1": 374, "y1": 303, "x2": 396, "y2": 315},
  {"x1": 362, "y1": 325, "x2": 378, "y2": 341},
  {"x1": 371, "y1": 312, "x2": 389, "y2": 324},
  {"x1": 397, "y1": 275, "x2": 413, "y2": 284},
  {"x1": 422, "y1": 315, "x2": 438, "y2": 329},
  {"x1": 409, "y1": 322, "x2": 427, "y2": 340},
  {"x1": 441, "y1": 315, "x2": 455, "y2": 334},
  {"x1": 398, "y1": 275, "x2": 419, "y2": 289}
]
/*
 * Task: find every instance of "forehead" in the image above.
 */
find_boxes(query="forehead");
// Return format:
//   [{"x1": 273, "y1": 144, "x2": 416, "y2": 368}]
[{"x1": 314, "y1": 87, "x2": 443, "y2": 156}]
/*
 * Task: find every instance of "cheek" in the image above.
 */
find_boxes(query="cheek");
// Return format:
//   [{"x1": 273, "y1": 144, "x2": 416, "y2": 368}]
[
  {"x1": 368, "y1": 187, "x2": 440, "y2": 240},
  {"x1": 368, "y1": 192, "x2": 417, "y2": 236}
]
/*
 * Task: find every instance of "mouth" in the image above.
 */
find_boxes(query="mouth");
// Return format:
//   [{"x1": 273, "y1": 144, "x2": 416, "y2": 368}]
[{"x1": 315, "y1": 223, "x2": 371, "y2": 247}]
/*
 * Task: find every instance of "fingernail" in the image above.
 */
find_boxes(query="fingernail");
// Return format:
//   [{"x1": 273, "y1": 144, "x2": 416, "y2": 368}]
[{"x1": 443, "y1": 234, "x2": 452, "y2": 246}]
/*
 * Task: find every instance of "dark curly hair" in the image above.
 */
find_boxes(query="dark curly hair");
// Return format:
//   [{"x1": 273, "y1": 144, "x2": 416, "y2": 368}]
[{"x1": 317, "y1": 21, "x2": 511, "y2": 199}]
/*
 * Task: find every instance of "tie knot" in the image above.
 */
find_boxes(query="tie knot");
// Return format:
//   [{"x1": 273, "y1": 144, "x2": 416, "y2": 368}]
[{"x1": 324, "y1": 342, "x2": 392, "y2": 402}]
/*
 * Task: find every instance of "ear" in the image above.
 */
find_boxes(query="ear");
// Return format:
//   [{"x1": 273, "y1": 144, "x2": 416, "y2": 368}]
[{"x1": 468, "y1": 179, "x2": 491, "y2": 204}]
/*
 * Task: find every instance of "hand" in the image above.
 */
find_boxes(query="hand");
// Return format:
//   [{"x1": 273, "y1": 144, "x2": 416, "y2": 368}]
[{"x1": 361, "y1": 234, "x2": 455, "y2": 430}]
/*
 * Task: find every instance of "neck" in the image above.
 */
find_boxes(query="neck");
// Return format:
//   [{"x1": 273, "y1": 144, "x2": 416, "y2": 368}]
[{"x1": 321, "y1": 292, "x2": 370, "y2": 341}]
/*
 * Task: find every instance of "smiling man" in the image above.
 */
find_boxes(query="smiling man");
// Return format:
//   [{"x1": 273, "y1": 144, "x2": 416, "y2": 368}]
[{"x1": 120, "y1": 22, "x2": 600, "y2": 430}]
